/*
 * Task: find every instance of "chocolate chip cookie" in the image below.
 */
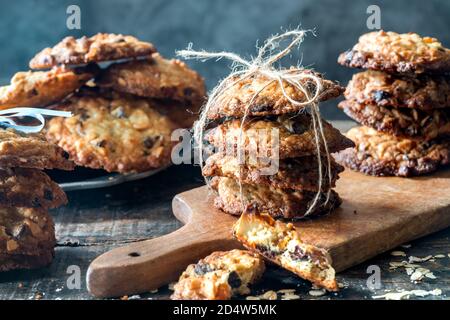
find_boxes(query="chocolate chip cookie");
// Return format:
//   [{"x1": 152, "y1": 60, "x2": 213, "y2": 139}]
[
  {"x1": 233, "y1": 211, "x2": 338, "y2": 291},
  {"x1": 97, "y1": 53, "x2": 206, "y2": 106},
  {"x1": 0, "y1": 207, "x2": 55, "y2": 271},
  {"x1": 46, "y1": 91, "x2": 176, "y2": 173},
  {"x1": 206, "y1": 70, "x2": 343, "y2": 120},
  {"x1": 0, "y1": 128, "x2": 74, "y2": 170},
  {"x1": 203, "y1": 153, "x2": 343, "y2": 191},
  {"x1": 211, "y1": 176, "x2": 342, "y2": 219},
  {"x1": 334, "y1": 126, "x2": 450, "y2": 176},
  {"x1": 0, "y1": 65, "x2": 97, "y2": 109},
  {"x1": 344, "y1": 70, "x2": 450, "y2": 110},
  {"x1": 339, "y1": 99, "x2": 450, "y2": 140},
  {"x1": 205, "y1": 114, "x2": 354, "y2": 159},
  {"x1": 171, "y1": 249, "x2": 265, "y2": 300},
  {"x1": 0, "y1": 168, "x2": 67, "y2": 209},
  {"x1": 30, "y1": 33, "x2": 156, "y2": 69},
  {"x1": 338, "y1": 31, "x2": 450, "y2": 74}
]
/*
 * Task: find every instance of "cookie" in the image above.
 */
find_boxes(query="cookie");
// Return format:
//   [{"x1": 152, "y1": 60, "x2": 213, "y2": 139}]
[
  {"x1": 333, "y1": 126, "x2": 450, "y2": 177},
  {"x1": 203, "y1": 153, "x2": 343, "y2": 191},
  {"x1": 97, "y1": 53, "x2": 206, "y2": 106},
  {"x1": 0, "y1": 128, "x2": 74, "y2": 170},
  {"x1": 344, "y1": 70, "x2": 450, "y2": 110},
  {"x1": 0, "y1": 65, "x2": 98, "y2": 109},
  {"x1": 0, "y1": 168, "x2": 67, "y2": 209},
  {"x1": 211, "y1": 176, "x2": 341, "y2": 219},
  {"x1": 338, "y1": 31, "x2": 450, "y2": 74},
  {"x1": 233, "y1": 211, "x2": 338, "y2": 291},
  {"x1": 0, "y1": 207, "x2": 55, "y2": 271},
  {"x1": 171, "y1": 249, "x2": 265, "y2": 300},
  {"x1": 45, "y1": 91, "x2": 176, "y2": 173},
  {"x1": 30, "y1": 33, "x2": 156, "y2": 69},
  {"x1": 205, "y1": 114, "x2": 355, "y2": 159},
  {"x1": 339, "y1": 99, "x2": 450, "y2": 140},
  {"x1": 206, "y1": 71, "x2": 343, "y2": 120}
]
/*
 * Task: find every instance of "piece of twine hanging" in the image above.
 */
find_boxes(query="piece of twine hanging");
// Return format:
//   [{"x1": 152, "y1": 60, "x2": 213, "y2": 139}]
[{"x1": 177, "y1": 29, "x2": 332, "y2": 217}]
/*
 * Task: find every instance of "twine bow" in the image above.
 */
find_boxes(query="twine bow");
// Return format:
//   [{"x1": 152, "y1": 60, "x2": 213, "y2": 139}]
[
  {"x1": 177, "y1": 29, "x2": 332, "y2": 216},
  {"x1": 0, "y1": 107, "x2": 72, "y2": 133}
]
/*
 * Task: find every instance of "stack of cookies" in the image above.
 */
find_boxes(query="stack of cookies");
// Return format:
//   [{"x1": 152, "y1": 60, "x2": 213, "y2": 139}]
[
  {"x1": 0, "y1": 33, "x2": 205, "y2": 174},
  {"x1": 335, "y1": 31, "x2": 450, "y2": 176},
  {"x1": 0, "y1": 129, "x2": 74, "y2": 271},
  {"x1": 202, "y1": 71, "x2": 354, "y2": 219}
]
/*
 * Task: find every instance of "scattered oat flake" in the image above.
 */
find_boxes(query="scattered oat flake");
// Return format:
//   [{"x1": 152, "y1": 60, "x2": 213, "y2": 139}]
[
  {"x1": 391, "y1": 251, "x2": 406, "y2": 257},
  {"x1": 372, "y1": 289, "x2": 442, "y2": 300},
  {"x1": 150, "y1": 289, "x2": 158, "y2": 294},
  {"x1": 389, "y1": 261, "x2": 406, "y2": 269},
  {"x1": 128, "y1": 295, "x2": 141, "y2": 300},
  {"x1": 410, "y1": 270, "x2": 424, "y2": 281},
  {"x1": 434, "y1": 254, "x2": 446, "y2": 259},
  {"x1": 425, "y1": 272, "x2": 437, "y2": 279},
  {"x1": 401, "y1": 244, "x2": 412, "y2": 249},
  {"x1": 405, "y1": 267, "x2": 414, "y2": 276},
  {"x1": 277, "y1": 289, "x2": 296, "y2": 294},
  {"x1": 309, "y1": 289, "x2": 326, "y2": 297},
  {"x1": 18, "y1": 283, "x2": 24, "y2": 289},
  {"x1": 409, "y1": 255, "x2": 433, "y2": 263},
  {"x1": 282, "y1": 294, "x2": 300, "y2": 300},
  {"x1": 246, "y1": 296, "x2": 260, "y2": 300},
  {"x1": 261, "y1": 290, "x2": 277, "y2": 300}
]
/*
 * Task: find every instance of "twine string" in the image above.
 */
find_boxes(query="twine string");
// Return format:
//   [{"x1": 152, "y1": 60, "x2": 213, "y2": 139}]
[{"x1": 177, "y1": 29, "x2": 331, "y2": 216}]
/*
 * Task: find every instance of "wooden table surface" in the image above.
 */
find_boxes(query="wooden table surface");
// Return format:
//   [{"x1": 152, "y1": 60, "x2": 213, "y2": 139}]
[{"x1": 0, "y1": 121, "x2": 449, "y2": 300}]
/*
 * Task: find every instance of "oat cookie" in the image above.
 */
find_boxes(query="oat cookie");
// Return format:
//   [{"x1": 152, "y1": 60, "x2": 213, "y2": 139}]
[
  {"x1": 338, "y1": 31, "x2": 450, "y2": 74},
  {"x1": 206, "y1": 71, "x2": 343, "y2": 120},
  {"x1": 46, "y1": 91, "x2": 176, "y2": 173},
  {"x1": 30, "y1": 33, "x2": 156, "y2": 69},
  {"x1": 0, "y1": 168, "x2": 67, "y2": 209},
  {"x1": 171, "y1": 249, "x2": 265, "y2": 300},
  {"x1": 0, "y1": 128, "x2": 74, "y2": 170},
  {"x1": 334, "y1": 126, "x2": 450, "y2": 176},
  {"x1": 206, "y1": 114, "x2": 354, "y2": 159},
  {"x1": 344, "y1": 70, "x2": 450, "y2": 110},
  {"x1": 203, "y1": 153, "x2": 343, "y2": 191},
  {"x1": 97, "y1": 54, "x2": 206, "y2": 105},
  {"x1": 0, "y1": 207, "x2": 55, "y2": 271},
  {"x1": 339, "y1": 99, "x2": 450, "y2": 140},
  {"x1": 211, "y1": 176, "x2": 341, "y2": 219},
  {"x1": 0, "y1": 65, "x2": 97, "y2": 109},
  {"x1": 233, "y1": 211, "x2": 338, "y2": 291}
]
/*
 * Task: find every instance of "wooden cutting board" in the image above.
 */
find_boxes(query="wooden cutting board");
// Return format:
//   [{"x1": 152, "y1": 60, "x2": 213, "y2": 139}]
[{"x1": 87, "y1": 169, "x2": 450, "y2": 298}]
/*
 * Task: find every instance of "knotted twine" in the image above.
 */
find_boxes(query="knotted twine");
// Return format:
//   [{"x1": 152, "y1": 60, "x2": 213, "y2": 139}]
[{"x1": 177, "y1": 29, "x2": 332, "y2": 217}]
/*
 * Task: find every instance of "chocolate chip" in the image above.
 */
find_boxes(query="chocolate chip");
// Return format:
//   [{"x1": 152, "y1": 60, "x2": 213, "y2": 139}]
[
  {"x1": 344, "y1": 50, "x2": 354, "y2": 63},
  {"x1": 183, "y1": 88, "x2": 194, "y2": 97},
  {"x1": 79, "y1": 110, "x2": 90, "y2": 121},
  {"x1": 31, "y1": 197, "x2": 41, "y2": 207},
  {"x1": 194, "y1": 263, "x2": 214, "y2": 275},
  {"x1": 373, "y1": 90, "x2": 391, "y2": 102},
  {"x1": 290, "y1": 245, "x2": 307, "y2": 261},
  {"x1": 143, "y1": 136, "x2": 161, "y2": 149},
  {"x1": 62, "y1": 151, "x2": 70, "y2": 160},
  {"x1": 43, "y1": 189, "x2": 54, "y2": 201},
  {"x1": 292, "y1": 122, "x2": 308, "y2": 134},
  {"x1": 227, "y1": 271, "x2": 242, "y2": 288},
  {"x1": 96, "y1": 140, "x2": 107, "y2": 148},
  {"x1": 12, "y1": 224, "x2": 29, "y2": 238},
  {"x1": 31, "y1": 88, "x2": 39, "y2": 96},
  {"x1": 250, "y1": 104, "x2": 271, "y2": 113}
]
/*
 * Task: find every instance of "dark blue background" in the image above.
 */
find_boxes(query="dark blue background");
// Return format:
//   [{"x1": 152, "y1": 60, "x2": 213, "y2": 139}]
[{"x1": 1, "y1": 0, "x2": 449, "y2": 119}]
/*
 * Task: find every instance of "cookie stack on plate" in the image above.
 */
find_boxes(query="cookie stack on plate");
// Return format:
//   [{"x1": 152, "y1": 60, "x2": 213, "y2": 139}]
[
  {"x1": 335, "y1": 31, "x2": 450, "y2": 176},
  {"x1": 0, "y1": 129, "x2": 74, "y2": 271},
  {"x1": 202, "y1": 71, "x2": 354, "y2": 219},
  {"x1": 2, "y1": 33, "x2": 206, "y2": 174}
]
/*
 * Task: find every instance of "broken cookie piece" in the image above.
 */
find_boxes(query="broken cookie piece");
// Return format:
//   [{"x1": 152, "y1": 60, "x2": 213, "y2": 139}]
[
  {"x1": 233, "y1": 211, "x2": 338, "y2": 291},
  {"x1": 171, "y1": 249, "x2": 265, "y2": 300}
]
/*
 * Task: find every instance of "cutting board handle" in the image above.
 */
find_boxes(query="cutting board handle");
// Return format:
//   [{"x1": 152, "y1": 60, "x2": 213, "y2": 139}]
[{"x1": 86, "y1": 193, "x2": 238, "y2": 298}]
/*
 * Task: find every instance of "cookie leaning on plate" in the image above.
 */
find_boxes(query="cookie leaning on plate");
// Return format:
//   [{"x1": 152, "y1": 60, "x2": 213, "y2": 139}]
[
  {"x1": 97, "y1": 53, "x2": 206, "y2": 106},
  {"x1": 211, "y1": 176, "x2": 342, "y2": 219},
  {"x1": 46, "y1": 90, "x2": 176, "y2": 173},
  {"x1": 171, "y1": 249, "x2": 265, "y2": 300},
  {"x1": 206, "y1": 71, "x2": 343, "y2": 120},
  {"x1": 0, "y1": 128, "x2": 74, "y2": 170},
  {"x1": 333, "y1": 126, "x2": 450, "y2": 177},
  {"x1": 344, "y1": 70, "x2": 450, "y2": 110},
  {"x1": 339, "y1": 99, "x2": 450, "y2": 140},
  {"x1": 0, "y1": 168, "x2": 67, "y2": 209},
  {"x1": 0, "y1": 207, "x2": 55, "y2": 272},
  {"x1": 338, "y1": 30, "x2": 450, "y2": 74},
  {"x1": 30, "y1": 33, "x2": 156, "y2": 69}
]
